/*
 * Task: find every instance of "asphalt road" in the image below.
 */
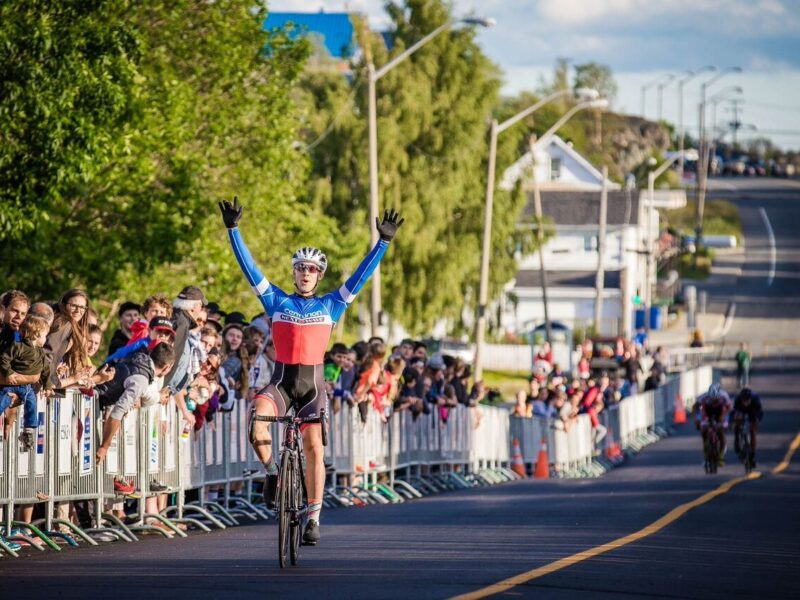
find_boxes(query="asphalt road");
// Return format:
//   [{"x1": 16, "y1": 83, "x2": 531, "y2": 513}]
[
  {"x1": 3, "y1": 357, "x2": 798, "y2": 599},
  {"x1": 3, "y1": 179, "x2": 800, "y2": 599},
  {"x1": 701, "y1": 177, "x2": 800, "y2": 346}
]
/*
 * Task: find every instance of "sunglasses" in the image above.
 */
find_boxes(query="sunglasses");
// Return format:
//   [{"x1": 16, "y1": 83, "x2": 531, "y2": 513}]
[{"x1": 294, "y1": 264, "x2": 321, "y2": 274}]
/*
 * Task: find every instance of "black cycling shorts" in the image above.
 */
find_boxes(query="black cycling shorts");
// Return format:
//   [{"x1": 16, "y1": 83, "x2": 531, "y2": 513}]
[{"x1": 255, "y1": 362, "x2": 327, "y2": 421}]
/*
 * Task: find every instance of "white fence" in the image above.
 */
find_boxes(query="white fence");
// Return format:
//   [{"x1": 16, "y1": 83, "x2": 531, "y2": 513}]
[{"x1": 508, "y1": 365, "x2": 715, "y2": 477}]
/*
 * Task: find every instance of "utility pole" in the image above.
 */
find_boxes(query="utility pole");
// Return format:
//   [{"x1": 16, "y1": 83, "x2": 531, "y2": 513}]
[
  {"x1": 594, "y1": 166, "x2": 609, "y2": 334},
  {"x1": 729, "y1": 99, "x2": 744, "y2": 148},
  {"x1": 530, "y1": 135, "x2": 553, "y2": 344}
]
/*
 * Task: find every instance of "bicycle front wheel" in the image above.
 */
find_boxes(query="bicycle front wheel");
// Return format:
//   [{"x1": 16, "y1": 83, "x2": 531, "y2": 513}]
[
  {"x1": 290, "y1": 458, "x2": 302, "y2": 566},
  {"x1": 278, "y1": 452, "x2": 293, "y2": 568}
]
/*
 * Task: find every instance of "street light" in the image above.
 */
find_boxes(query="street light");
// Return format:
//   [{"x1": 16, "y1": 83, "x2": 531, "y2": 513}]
[
  {"x1": 677, "y1": 66, "x2": 715, "y2": 181},
  {"x1": 708, "y1": 86, "x2": 743, "y2": 144},
  {"x1": 656, "y1": 74, "x2": 676, "y2": 122},
  {"x1": 473, "y1": 93, "x2": 606, "y2": 380},
  {"x1": 645, "y1": 153, "x2": 682, "y2": 311},
  {"x1": 695, "y1": 66, "x2": 742, "y2": 246},
  {"x1": 641, "y1": 74, "x2": 672, "y2": 118},
  {"x1": 366, "y1": 15, "x2": 494, "y2": 337}
]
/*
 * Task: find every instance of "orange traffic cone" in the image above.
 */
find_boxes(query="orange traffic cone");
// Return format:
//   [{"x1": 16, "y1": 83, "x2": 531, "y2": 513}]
[
  {"x1": 605, "y1": 427, "x2": 622, "y2": 461},
  {"x1": 674, "y1": 394, "x2": 687, "y2": 425},
  {"x1": 511, "y1": 438, "x2": 526, "y2": 477},
  {"x1": 534, "y1": 439, "x2": 549, "y2": 479}
]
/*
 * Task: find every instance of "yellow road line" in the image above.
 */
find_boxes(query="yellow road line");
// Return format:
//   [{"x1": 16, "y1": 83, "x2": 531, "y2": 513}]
[
  {"x1": 773, "y1": 432, "x2": 800, "y2": 474},
  {"x1": 450, "y1": 472, "x2": 761, "y2": 600}
]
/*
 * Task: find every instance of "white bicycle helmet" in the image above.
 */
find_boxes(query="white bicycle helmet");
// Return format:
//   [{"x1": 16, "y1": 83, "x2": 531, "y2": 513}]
[
  {"x1": 292, "y1": 246, "x2": 328, "y2": 272},
  {"x1": 707, "y1": 383, "x2": 722, "y2": 399}
]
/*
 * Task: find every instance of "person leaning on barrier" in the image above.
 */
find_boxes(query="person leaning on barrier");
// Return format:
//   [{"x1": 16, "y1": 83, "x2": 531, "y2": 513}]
[
  {"x1": 95, "y1": 342, "x2": 175, "y2": 465},
  {"x1": 165, "y1": 286, "x2": 208, "y2": 428}
]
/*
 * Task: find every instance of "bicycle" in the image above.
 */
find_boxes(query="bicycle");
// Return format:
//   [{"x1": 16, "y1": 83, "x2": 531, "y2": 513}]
[
  {"x1": 258, "y1": 408, "x2": 327, "y2": 568},
  {"x1": 737, "y1": 418, "x2": 755, "y2": 474},
  {"x1": 704, "y1": 419, "x2": 723, "y2": 474}
]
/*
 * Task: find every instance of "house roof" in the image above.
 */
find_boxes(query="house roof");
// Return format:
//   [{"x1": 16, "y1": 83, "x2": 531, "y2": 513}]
[
  {"x1": 522, "y1": 190, "x2": 640, "y2": 226},
  {"x1": 515, "y1": 270, "x2": 622, "y2": 290},
  {"x1": 501, "y1": 134, "x2": 619, "y2": 190},
  {"x1": 264, "y1": 12, "x2": 356, "y2": 59}
]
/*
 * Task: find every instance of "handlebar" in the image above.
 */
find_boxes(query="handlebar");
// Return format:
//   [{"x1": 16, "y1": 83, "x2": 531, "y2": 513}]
[{"x1": 254, "y1": 408, "x2": 328, "y2": 447}]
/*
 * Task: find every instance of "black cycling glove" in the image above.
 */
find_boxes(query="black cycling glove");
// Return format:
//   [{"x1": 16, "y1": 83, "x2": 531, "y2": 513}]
[
  {"x1": 218, "y1": 196, "x2": 243, "y2": 229},
  {"x1": 376, "y1": 208, "x2": 405, "y2": 242}
]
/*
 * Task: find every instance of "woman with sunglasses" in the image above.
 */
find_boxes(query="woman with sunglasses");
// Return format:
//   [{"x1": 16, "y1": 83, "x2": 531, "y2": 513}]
[{"x1": 219, "y1": 197, "x2": 403, "y2": 547}]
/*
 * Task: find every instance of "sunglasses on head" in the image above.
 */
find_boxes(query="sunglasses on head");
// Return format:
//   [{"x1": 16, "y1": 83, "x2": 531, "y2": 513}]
[{"x1": 294, "y1": 263, "x2": 321, "y2": 274}]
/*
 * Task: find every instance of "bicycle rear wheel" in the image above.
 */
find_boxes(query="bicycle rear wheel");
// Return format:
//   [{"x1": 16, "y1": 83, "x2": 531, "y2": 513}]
[
  {"x1": 278, "y1": 452, "x2": 293, "y2": 568},
  {"x1": 741, "y1": 433, "x2": 752, "y2": 474}
]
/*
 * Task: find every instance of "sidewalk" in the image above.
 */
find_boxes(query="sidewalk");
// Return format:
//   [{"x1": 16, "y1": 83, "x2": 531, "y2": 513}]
[{"x1": 648, "y1": 310, "x2": 725, "y2": 349}]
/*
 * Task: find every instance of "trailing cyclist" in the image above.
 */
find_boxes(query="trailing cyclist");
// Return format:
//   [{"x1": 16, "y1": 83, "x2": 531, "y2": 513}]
[
  {"x1": 692, "y1": 383, "x2": 733, "y2": 467},
  {"x1": 219, "y1": 197, "x2": 403, "y2": 546},
  {"x1": 733, "y1": 387, "x2": 763, "y2": 468}
]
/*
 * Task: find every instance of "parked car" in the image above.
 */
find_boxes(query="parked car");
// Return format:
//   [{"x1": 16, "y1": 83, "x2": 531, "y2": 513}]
[{"x1": 422, "y1": 338, "x2": 474, "y2": 365}]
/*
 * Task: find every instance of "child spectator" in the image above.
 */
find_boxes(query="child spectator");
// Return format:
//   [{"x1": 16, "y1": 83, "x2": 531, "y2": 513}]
[
  {"x1": 126, "y1": 293, "x2": 173, "y2": 347},
  {"x1": 219, "y1": 323, "x2": 249, "y2": 412},
  {"x1": 104, "y1": 316, "x2": 176, "y2": 366},
  {"x1": 87, "y1": 324, "x2": 103, "y2": 360},
  {"x1": 0, "y1": 315, "x2": 51, "y2": 449},
  {"x1": 108, "y1": 301, "x2": 140, "y2": 355}
]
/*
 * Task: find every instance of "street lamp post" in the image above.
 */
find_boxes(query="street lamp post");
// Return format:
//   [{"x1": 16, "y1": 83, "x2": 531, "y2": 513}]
[
  {"x1": 677, "y1": 66, "x2": 715, "y2": 182},
  {"x1": 473, "y1": 94, "x2": 607, "y2": 381},
  {"x1": 646, "y1": 153, "x2": 682, "y2": 311},
  {"x1": 366, "y1": 15, "x2": 494, "y2": 336},
  {"x1": 695, "y1": 67, "x2": 742, "y2": 247},
  {"x1": 656, "y1": 74, "x2": 676, "y2": 122}
]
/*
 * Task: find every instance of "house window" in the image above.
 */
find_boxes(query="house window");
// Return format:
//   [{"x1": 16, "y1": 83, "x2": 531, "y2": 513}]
[
  {"x1": 584, "y1": 235, "x2": 597, "y2": 252},
  {"x1": 550, "y1": 158, "x2": 562, "y2": 180}
]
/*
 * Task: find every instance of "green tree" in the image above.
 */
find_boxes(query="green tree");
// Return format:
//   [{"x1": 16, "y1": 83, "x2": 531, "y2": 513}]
[
  {"x1": 573, "y1": 62, "x2": 618, "y2": 103},
  {"x1": 0, "y1": 1, "x2": 336, "y2": 319}
]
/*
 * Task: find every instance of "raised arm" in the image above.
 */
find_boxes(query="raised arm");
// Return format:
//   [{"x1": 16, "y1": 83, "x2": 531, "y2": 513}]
[
  {"x1": 337, "y1": 209, "x2": 404, "y2": 307},
  {"x1": 219, "y1": 197, "x2": 279, "y2": 315}
]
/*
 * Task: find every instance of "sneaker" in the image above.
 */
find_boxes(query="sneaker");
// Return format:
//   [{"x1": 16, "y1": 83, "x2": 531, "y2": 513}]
[
  {"x1": 113, "y1": 477, "x2": 135, "y2": 495},
  {"x1": 302, "y1": 519, "x2": 320, "y2": 546},
  {"x1": 150, "y1": 481, "x2": 169, "y2": 493},
  {"x1": 1, "y1": 536, "x2": 22, "y2": 552},
  {"x1": 262, "y1": 473, "x2": 278, "y2": 511},
  {"x1": 18, "y1": 428, "x2": 35, "y2": 451}
]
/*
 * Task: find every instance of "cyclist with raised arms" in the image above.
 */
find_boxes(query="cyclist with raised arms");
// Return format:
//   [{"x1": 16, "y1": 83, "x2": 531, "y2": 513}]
[
  {"x1": 219, "y1": 197, "x2": 403, "y2": 546},
  {"x1": 733, "y1": 387, "x2": 763, "y2": 468},
  {"x1": 692, "y1": 383, "x2": 733, "y2": 467}
]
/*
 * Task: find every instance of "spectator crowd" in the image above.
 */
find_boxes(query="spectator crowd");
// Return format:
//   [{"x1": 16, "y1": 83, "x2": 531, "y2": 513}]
[
  {"x1": 0, "y1": 284, "x2": 490, "y2": 546},
  {"x1": 511, "y1": 340, "x2": 666, "y2": 446}
]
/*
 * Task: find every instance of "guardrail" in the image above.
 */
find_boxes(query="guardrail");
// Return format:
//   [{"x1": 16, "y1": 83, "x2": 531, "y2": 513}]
[{"x1": 508, "y1": 365, "x2": 715, "y2": 477}]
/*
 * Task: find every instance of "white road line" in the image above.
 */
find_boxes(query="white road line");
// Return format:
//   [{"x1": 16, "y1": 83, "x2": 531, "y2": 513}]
[{"x1": 759, "y1": 207, "x2": 776, "y2": 286}]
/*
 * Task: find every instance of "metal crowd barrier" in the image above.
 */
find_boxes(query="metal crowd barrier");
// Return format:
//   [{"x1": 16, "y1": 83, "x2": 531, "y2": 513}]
[
  {"x1": 3, "y1": 374, "x2": 599, "y2": 557},
  {"x1": 507, "y1": 365, "x2": 717, "y2": 477}
]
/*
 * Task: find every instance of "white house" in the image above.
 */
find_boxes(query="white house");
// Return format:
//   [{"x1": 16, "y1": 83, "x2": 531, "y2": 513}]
[
  {"x1": 500, "y1": 134, "x2": 621, "y2": 192},
  {"x1": 500, "y1": 190, "x2": 651, "y2": 339}
]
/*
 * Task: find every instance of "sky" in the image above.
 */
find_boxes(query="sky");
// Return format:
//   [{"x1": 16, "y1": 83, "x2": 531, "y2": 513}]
[{"x1": 269, "y1": 0, "x2": 800, "y2": 151}]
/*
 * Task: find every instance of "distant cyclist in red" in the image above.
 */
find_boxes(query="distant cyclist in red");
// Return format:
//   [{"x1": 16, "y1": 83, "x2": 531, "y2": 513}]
[{"x1": 219, "y1": 197, "x2": 403, "y2": 545}]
